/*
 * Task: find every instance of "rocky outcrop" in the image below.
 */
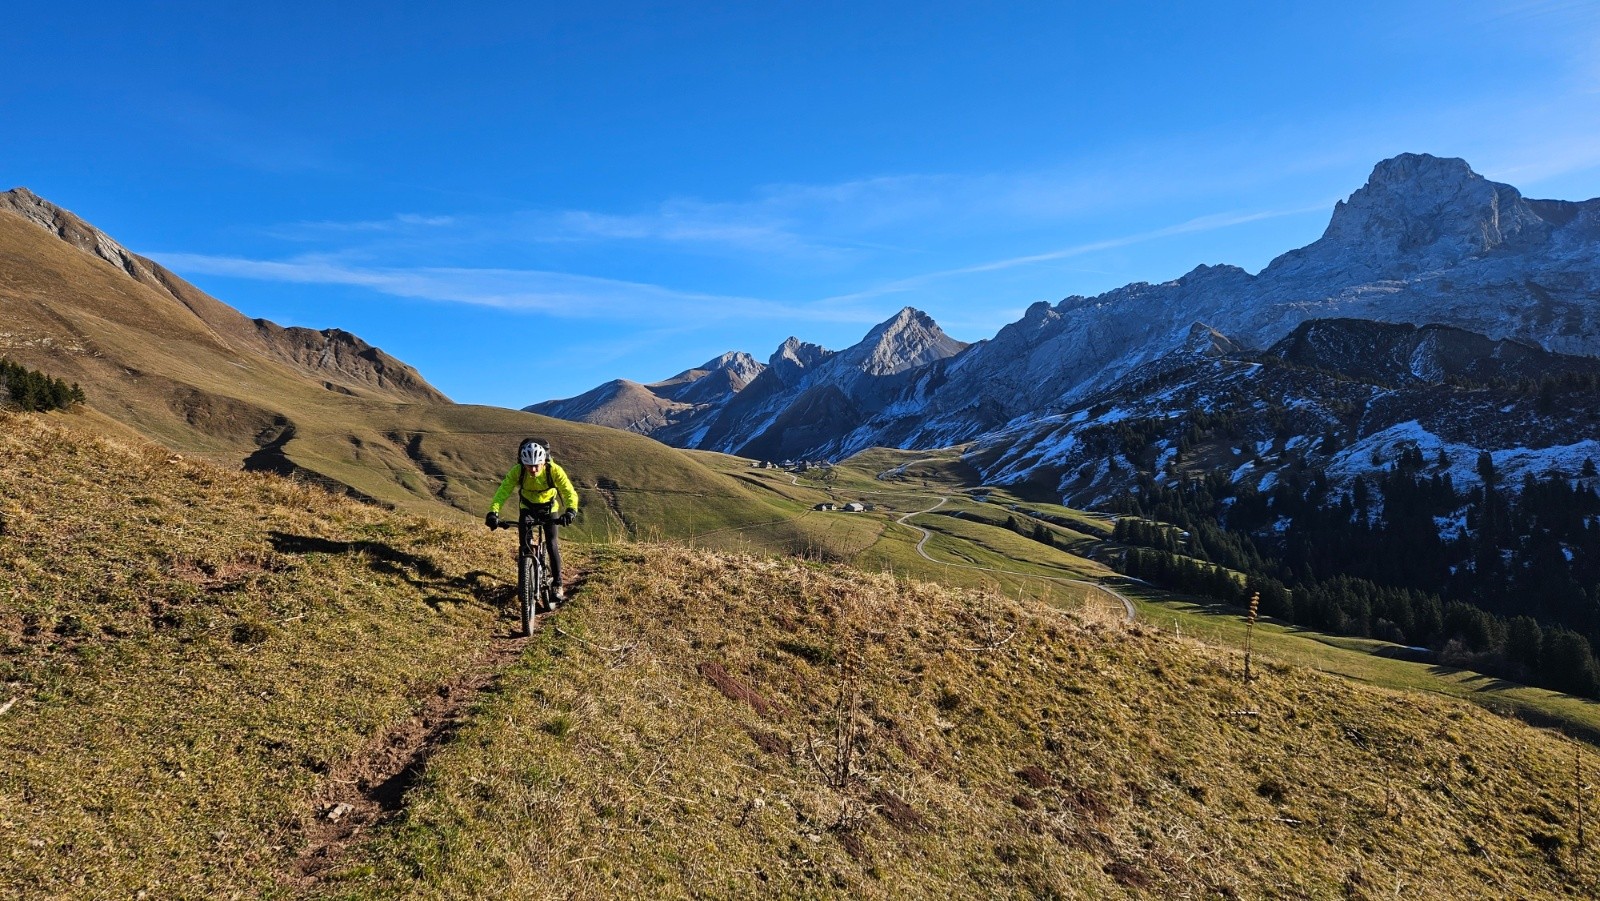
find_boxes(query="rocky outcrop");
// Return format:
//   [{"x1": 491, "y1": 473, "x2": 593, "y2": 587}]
[
  {"x1": 1265, "y1": 153, "x2": 1554, "y2": 283},
  {"x1": 251, "y1": 322, "x2": 450, "y2": 404}
]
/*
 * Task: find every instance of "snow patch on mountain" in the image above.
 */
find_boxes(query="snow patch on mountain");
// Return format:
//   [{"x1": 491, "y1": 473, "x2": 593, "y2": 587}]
[{"x1": 1323, "y1": 421, "x2": 1598, "y2": 493}]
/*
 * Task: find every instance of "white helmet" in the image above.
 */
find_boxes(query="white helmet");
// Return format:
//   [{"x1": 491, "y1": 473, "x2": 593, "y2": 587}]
[{"x1": 519, "y1": 439, "x2": 548, "y2": 467}]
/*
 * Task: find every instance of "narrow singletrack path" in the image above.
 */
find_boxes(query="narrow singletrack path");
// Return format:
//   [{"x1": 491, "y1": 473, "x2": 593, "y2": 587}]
[{"x1": 288, "y1": 570, "x2": 588, "y2": 887}]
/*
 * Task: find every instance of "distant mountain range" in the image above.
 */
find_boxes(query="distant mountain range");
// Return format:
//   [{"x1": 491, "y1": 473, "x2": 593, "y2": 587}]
[
  {"x1": 531, "y1": 153, "x2": 1600, "y2": 501},
  {"x1": 7, "y1": 152, "x2": 1595, "y2": 518}
]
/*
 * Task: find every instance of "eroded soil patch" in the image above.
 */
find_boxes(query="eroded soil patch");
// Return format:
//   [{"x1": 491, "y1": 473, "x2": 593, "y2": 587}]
[
  {"x1": 697, "y1": 661, "x2": 779, "y2": 716},
  {"x1": 289, "y1": 574, "x2": 586, "y2": 885}
]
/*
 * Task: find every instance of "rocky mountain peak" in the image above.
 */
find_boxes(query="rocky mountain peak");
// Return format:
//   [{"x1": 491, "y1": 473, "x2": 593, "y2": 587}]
[
  {"x1": 768, "y1": 337, "x2": 833, "y2": 386},
  {"x1": 250, "y1": 321, "x2": 451, "y2": 403},
  {"x1": 1366, "y1": 152, "x2": 1476, "y2": 188},
  {"x1": 1178, "y1": 263, "x2": 1252, "y2": 286},
  {"x1": 1316, "y1": 153, "x2": 1546, "y2": 267},
  {"x1": 1182, "y1": 322, "x2": 1241, "y2": 357},
  {"x1": 1, "y1": 187, "x2": 167, "y2": 291},
  {"x1": 849, "y1": 306, "x2": 968, "y2": 377},
  {"x1": 700, "y1": 351, "x2": 764, "y2": 384}
]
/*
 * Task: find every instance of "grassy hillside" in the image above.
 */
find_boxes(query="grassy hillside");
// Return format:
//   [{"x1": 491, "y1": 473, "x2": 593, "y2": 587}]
[
  {"x1": 0, "y1": 207, "x2": 856, "y2": 550},
  {"x1": 0, "y1": 411, "x2": 524, "y2": 897},
  {"x1": 2, "y1": 411, "x2": 1596, "y2": 899},
  {"x1": 325, "y1": 549, "x2": 1599, "y2": 899},
  {"x1": 1123, "y1": 584, "x2": 1600, "y2": 746}
]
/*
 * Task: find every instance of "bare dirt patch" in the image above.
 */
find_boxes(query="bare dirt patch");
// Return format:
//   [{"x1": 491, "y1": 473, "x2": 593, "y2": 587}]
[
  {"x1": 289, "y1": 636, "x2": 526, "y2": 883},
  {"x1": 835, "y1": 828, "x2": 869, "y2": 861},
  {"x1": 747, "y1": 727, "x2": 789, "y2": 756},
  {"x1": 698, "y1": 661, "x2": 778, "y2": 716},
  {"x1": 1016, "y1": 765, "x2": 1054, "y2": 789},
  {"x1": 870, "y1": 788, "x2": 928, "y2": 833}
]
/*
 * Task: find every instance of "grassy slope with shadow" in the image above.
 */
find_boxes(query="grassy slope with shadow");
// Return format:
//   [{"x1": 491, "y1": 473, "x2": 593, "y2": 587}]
[
  {"x1": 332, "y1": 544, "x2": 1598, "y2": 899},
  {"x1": 0, "y1": 412, "x2": 542, "y2": 898},
  {"x1": 3, "y1": 412, "x2": 1599, "y2": 898}
]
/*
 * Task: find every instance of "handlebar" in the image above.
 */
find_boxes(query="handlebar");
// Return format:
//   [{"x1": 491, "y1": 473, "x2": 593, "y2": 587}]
[{"x1": 491, "y1": 510, "x2": 566, "y2": 529}]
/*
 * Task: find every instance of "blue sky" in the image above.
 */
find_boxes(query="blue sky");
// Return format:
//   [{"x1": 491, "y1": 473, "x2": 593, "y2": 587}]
[{"x1": 6, "y1": 1, "x2": 1600, "y2": 408}]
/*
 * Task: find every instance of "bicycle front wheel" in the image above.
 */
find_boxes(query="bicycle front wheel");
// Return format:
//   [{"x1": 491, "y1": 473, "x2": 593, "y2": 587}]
[{"x1": 519, "y1": 553, "x2": 539, "y2": 636}]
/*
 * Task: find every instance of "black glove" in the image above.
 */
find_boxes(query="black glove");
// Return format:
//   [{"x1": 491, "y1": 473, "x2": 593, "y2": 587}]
[
  {"x1": 485, "y1": 512, "x2": 499, "y2": 530},
  {"x1": 558, "y1": 509, "x2": 575, "y2": 526}
]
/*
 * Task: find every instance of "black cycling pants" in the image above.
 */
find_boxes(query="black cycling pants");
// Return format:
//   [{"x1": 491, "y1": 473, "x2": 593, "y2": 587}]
[{"x1": 524, "y1": 512, "x2": 562, "y2": 585}]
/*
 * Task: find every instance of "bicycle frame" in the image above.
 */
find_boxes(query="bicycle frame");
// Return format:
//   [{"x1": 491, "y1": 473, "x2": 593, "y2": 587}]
[{"x1": 495, "y1": 509, "x2": 555, "y2": 636}]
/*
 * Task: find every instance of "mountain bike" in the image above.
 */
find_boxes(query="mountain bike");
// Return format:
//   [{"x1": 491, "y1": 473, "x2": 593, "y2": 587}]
[{"x1": 493, "y1": 507, "x2": 557, "y2": 636}]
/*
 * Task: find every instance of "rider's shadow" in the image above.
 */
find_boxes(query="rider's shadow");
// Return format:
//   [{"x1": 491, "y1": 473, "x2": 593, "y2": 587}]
[{"x1": 267, "y1": 532, "x2": 501, "y2": 606}]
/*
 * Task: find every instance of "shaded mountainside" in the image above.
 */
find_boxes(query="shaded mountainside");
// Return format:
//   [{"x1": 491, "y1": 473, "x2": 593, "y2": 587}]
[
  {"x1": 535, "y1": 154, "x2": 1600, "y2": 469},
  {"x1": 1264, "y1": 318, "x2": 1600, "y2": 387},
  {"x1": 971, "y1": 317, "x2": 1600, "y2": 507},
  {"x1": 1, "y1": 413, "x2": 1594, "y2": 899}
]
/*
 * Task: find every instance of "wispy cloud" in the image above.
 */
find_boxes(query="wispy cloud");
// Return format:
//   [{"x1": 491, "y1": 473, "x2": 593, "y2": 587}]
[
  {"x1": 264, "y1": 213, "x2": 459, "y2": 240},
  {"x1": 817, "y1": 204, "x2": 1326, "y2": 306},
  {"x1": 149, "y1": 251, "x2": 889, "y2": 325},
  {"x1": 149, "y1": 94, "x2": 329, "y2": 173},
  {"x1": 162, "y1": 201, "x2": 1293, "y2": 328},
  {"x1": 546, "y1": 205, "x2": 818, "y2": 256},
  {"x1": 492, "y1": 166, "x2": 1269, "y2": 261},
  {"x1": 308, "y1": 213, "x2": 457, "y2": 231}
]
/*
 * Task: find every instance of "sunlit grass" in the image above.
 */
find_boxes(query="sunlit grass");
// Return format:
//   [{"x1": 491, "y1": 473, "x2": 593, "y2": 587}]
[{"x1": 5, "y1": 413, "x2": 1600, "y2": 898}]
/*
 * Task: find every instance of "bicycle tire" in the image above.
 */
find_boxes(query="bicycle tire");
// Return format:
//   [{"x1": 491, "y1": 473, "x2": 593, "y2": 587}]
[{"x1": 520, "y1": 552, "x2": 538, "y2": 636}]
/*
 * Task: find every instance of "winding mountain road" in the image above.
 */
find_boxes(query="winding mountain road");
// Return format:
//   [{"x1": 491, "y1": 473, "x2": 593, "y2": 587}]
[
  {"x1": 868, "y1": 461, "x2": 1137, "y2": 622},
  {"x1": 713, "y1": 461, "x2": 1137, "y2": 622},
  {"x1": 888, "y1": 493, "x2": 1137, "y2": 623}
]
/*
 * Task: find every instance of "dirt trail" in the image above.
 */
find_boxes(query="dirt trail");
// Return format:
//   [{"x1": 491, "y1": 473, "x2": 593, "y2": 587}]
[
  {"x1": 866, "y1": 461, "x2": 1137, "y2": 622},
  {"x1": 288, "y1": 574, "x2": 583, "y2": 886}
]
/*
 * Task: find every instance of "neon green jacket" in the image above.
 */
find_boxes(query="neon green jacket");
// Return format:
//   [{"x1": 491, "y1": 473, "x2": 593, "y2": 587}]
[{"x1": 488, "y1": 462, "x2": 580, "y2": 515}]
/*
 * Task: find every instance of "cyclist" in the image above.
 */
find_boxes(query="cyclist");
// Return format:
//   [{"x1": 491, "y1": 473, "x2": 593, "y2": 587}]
[{"x1": 485, "y1": 438, "x2": 580, "y2": 602}]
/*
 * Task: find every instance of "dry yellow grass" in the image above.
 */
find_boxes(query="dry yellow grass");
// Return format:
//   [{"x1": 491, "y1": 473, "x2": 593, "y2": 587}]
[
  {"x1": 338, "y1": 545, "x2": 1599, "y2": 900},
  {"x1": 0, "y1": 412, "x2": 529, "y2": 897},
  {"x1": 3, "y1": 411, "x2": 1598, "y2": 899}
]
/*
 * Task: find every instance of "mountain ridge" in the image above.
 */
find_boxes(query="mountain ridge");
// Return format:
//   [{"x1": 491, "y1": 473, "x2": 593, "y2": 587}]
[
  {"x1": 533, "y1": 153, "x2": 1600, "y2": 472},
  {"x1": 0, "y1": 187, "x2": 450, "y2": 405}
]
